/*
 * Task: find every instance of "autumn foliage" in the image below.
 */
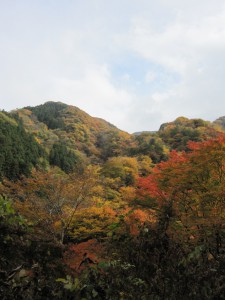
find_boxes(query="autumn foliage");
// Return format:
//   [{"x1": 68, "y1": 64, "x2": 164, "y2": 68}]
[
  {"x1": 1, "y1": 104, "x2": 225, "y2": 299},
  {"x1": 64, "y1": 239, "x2": 104, "y2": 273},
  {"x1": 137, "y1": 135, "x2": 225, "y2": 254}
]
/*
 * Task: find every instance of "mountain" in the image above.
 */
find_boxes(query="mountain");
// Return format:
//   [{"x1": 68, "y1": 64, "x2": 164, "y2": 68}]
[
  {"x1": 11, "y1": 101, "x2": 133, "y2": 166},
  {"x1": 0, "y1": 111, "x2": 45, "y2": 180},
  {"x1": 1, "y1": 102, "x2": 225, "y2": 299},
  {"x1": 1, "y1": 101, "x2": 224, "y2": 176},
  {"x1": 129, "y1": 116, "x2": 225, "y2": 162},
  {"x1": 158, "y1": 116, "x2": 222, "y2": 151},
  {"x1": 213, "y1": 116, "x2": 225, "y2": 131}
]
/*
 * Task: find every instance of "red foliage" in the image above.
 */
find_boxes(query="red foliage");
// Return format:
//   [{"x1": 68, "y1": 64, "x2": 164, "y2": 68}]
[
  {"x1": 136, "y1": 135, "x2": 225, "y2": 241},
  {"x1": 137, "y1": 150, "x2": 188, "y2": 205},
  {"x1": 64, "y1": 239, "x2": 104, "y2": 273}
]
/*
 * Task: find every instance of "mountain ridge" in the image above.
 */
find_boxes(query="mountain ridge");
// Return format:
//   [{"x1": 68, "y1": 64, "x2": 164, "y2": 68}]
[{"x1": 1, "y1": 100, "x2": 224, "y2": 176}]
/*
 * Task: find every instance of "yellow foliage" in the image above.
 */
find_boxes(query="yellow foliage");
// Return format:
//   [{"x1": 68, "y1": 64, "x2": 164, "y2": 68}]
[
  {"x1": 119, "y1": 186, "x2": 136, "y2": 202},
  {"x1": 69, "y1": 205, "x2": 118, "y2": 240}
]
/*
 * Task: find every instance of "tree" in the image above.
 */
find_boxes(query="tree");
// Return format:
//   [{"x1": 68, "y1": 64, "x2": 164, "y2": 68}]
[
  {"x1": 0, "y1": 116, "x2": 45, "y2": 180},
  {"x1": 96, "y1": 131, "x2": 132, "y2": 160},
  {"x1": 137, "y1": 135, "x2": 225, "y2": 256},
  {"x1": 2, "y1": 166, "x2": 101, "y2": 244},
  {"x1": 158, "y1": 117, "x2": 219, "y2": 151},
  {"x1": 49, "y1": 142, "x2": 81, "y2": 173},
  {"x1": 101, "y1": 156, "x2": 139, "y2": 187},
  {"x1": 26, "y1": 101, "x2": 67, "y2": 129},
  {"x1": 130, "y1": 133, "x2": 168, "y2": 163}
]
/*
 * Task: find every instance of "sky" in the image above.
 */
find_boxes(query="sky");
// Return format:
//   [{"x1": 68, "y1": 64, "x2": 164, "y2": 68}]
[{"x1": 1, "y1": 0, "x2": 225, "y2": 133}]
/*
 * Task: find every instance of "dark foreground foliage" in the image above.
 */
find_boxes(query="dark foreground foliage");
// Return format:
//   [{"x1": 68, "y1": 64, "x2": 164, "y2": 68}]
[{"x1": 1, "y1": 196, "x2": 224, "y2": 300}]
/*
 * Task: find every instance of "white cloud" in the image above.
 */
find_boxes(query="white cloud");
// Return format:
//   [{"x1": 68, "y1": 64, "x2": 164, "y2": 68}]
[
  {"x1": 127, "y1": 9, "x2": 225, "y2": 75},
  {"x1": 119, "y1": 3, "x2": 225, "y2": 127},
  {"x1": 46, "y1": 64, "x2": 135, "y2": 131},
  {"x1": 1, "y1": 1, "x2": 225, "y2": 133},
  {"x1": 145, "y1": 71, "x2": 156, "y2": 83}
]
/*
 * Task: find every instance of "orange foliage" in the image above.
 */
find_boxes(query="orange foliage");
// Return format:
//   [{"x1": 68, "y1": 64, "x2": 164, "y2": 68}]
[
  {"x1": 119, "y1": 186, "x2": 137, "y2": 203},
  {"x1": 1, "y1": 166, "x2": 100, "y2": 243},
  {"x1": 124, "y1": 209, "x2": 156, "y2": 236},
  {"x1": 64, "y1": 239, "x2": 104, "y2": 273},
  {"x1": 137, "y1": 134, "x2": 225, "y2": 242}
]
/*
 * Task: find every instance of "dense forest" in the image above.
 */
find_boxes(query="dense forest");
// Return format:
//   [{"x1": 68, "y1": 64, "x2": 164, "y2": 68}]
[{"x1": 0, "y1": 101, "x2": 225, "y2": 299}]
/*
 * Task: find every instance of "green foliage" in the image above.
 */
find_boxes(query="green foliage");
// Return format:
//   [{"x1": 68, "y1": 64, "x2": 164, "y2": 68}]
[
  {"x1": 159, "y1": 117, "x2": 218, "y2": 151},
  {"x1": 2, "y1": 103, "x2": 225, "y2": 299},
  {"x1": 56, "y1": 275, "x2": 80, "y2": 292},
  {"x1": 20, "y1": 101, "x2": 131, "y2": 164},
  {"x1": 0, "y1": 111, "x2": 17, "y2": 125},
  {"x1": 58, "y1": 261, "x2": 147, "y2": 299},
  {"x1": 26, "y1": 101, "x2": 67, "y2": 129},
  {"x1": 130, "y1": 133, "x2": 168, "y2": 163},
  {"x1": 213, "y1": 116, "x2": 225, "y2": 131},
  {"x1": 101, "y1": 156, "x2": 139, "y2": 186},
  {"x1": 96, "y1": 131, "x2": 132, "y2": 160},
  {"x1": 0, "y1": 115, "x2": 45, "y2": 180},
  {"x1": 49, "y1": 142, "x2": 81, "y2": 173},
  {"x1": 0, "y1": 195, "x2": 26, "y2": 228}
]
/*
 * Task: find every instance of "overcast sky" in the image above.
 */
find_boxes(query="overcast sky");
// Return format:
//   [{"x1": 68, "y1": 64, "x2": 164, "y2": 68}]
[{"x1": 1, "y1": 0, "x2": 225, "y2": 133}]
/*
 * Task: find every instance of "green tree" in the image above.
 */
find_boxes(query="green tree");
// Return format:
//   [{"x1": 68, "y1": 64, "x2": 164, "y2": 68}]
[
  {"x1": 49, "y1": 142, "x2": 81, "y2": 173},
  {"x1": 101, "y1": 156, "x2": 139, "y2": 186},
  {"x1": 0, "y1": 116, "x2": 45, "y2": 180}
]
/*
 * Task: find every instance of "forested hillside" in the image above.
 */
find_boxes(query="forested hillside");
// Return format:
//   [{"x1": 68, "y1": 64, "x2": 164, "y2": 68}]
[
  {"x1": 214, "y1": 116, "x2": 225, "y2": 131},
  {"x1": 0, "y1": 111, "x2": 45, "y2": 180},
  {"x1": 0, "y1": 102, "x2": 225, "y2": 299}
]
